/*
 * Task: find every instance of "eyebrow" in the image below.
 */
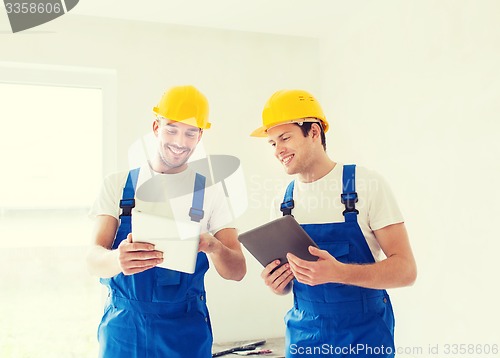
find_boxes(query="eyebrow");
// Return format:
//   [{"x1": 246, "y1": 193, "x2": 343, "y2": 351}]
[
  {"x1": 166, "y1": 123, "x2": 200, "y2": 132},
  {"x1": 268, "y1": 132, "x2": 290, "y2": 144}
]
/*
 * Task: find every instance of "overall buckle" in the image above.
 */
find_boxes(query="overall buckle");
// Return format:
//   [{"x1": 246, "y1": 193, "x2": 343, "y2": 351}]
[
  {"x1": 189, "y1": 207, "x2": 205, "y2": 222},
  {"x1": 341, "y1": 192, "x2": 359, "y2": 215},
  {"x1": 119, "y1": 198, "x2": 135, "y2": 217},
  {"x1": 280, "y1": 199, "x2": 295, "y2": 216}
]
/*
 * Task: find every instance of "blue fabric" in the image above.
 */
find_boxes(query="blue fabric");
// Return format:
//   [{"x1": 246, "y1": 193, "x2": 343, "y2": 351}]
[
  {"x1": 280, "y1": 180, "x2": 295, "y2": 216},
  {"x1": 341, "y1": 164, "x2": 359, "y2": 222},
  {"x1": 342, "y1": 164, "x2": 356, "y2": 194},
  {"x1": 98, "y1": 168, "x2": 212, "y2": 358},
  {"x1": 190, "y1": 173, "x2": 206, "y2": 222},
  {"x1": 282, "y1": 165, "x2": 395, "y2": 358},
  {"x1": 113, "y1": 168, "x2": 140, "y2": 249}
]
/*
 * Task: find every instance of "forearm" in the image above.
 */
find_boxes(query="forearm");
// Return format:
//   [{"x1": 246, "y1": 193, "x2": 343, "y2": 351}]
[
  {"x1": 210, "y1": 244, "x2": 246, "y2": 281},
  {"x1": 339, "y1": 254, "x2": 417, "y2": 289},
  {"x1": 86, "y1": 245, "x2": 121, "y2": 278},
  {"x1": 288, "y1": 224, "x2": 417, "y2": 289},
  {"x1": 341, "y1": 223, "x2": 417, "y2": 289}
]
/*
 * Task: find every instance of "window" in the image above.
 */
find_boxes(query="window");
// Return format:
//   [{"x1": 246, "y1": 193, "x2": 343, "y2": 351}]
[
  {"x1": 0, "y1": 83, "x2": 102, "y2": 211},
  {"x1": 0, "y1": 63, "x2": 116, "y2": 357}
]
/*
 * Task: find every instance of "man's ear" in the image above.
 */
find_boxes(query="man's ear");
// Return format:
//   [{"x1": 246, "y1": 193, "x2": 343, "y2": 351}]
[
  {"x1": 310, "y1": 122, "x2": 322, "y2": 140},
  {"x1": 198, "y1": 129, "x2": 204, "y2": 143},
  {"x1": 152, "y1": 120, "x2": 159, "y2": 136}
]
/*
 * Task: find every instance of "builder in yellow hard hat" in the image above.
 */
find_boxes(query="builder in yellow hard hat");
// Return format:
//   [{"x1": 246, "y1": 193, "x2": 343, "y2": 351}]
[
  {"x1": 151, "y1": 85, "x2": 212, "y2": 174},
  {"x1": 88, "y1": 85, "x2": 246, "y2": 358},
  {"x1": 253, "y1": 89, "x2": 416, "y2": 357}
]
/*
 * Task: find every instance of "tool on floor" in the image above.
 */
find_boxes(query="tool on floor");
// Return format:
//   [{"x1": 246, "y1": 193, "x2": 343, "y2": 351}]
[{"x1": 212, "y1": 340, "x2": 266, "y2": 357}]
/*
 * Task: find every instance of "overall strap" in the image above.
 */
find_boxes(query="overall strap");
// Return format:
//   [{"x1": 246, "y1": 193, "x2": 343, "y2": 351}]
[
  {"x1": 119, "y1": 168, "x2": 140, "y2": 218},
  {"x1": 280, "y1": 180, "x2": 295, "y2": 216},
  {"x1": 341, "y1": 164, "x2": 359, "y2": 222},
  {"x1": 189, "y1": 173, "x2": 206, "y2": 222},
  {"x1": 110, "y1": 168, "x2": 140, "y2": 250}
]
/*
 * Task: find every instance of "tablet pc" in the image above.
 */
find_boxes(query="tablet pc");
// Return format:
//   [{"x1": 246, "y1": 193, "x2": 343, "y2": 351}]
[
  {"x1": 238, "y1": 215, "x2": 319, "y2": 268},
  {"x1": 131, "y1": 209, "x2": 199, "y2": 274}
]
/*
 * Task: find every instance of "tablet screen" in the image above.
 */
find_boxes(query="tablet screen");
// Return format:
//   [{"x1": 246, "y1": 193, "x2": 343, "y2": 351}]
[{"x1": 238, "y1": 215, "x2": 319, "y2": 268}]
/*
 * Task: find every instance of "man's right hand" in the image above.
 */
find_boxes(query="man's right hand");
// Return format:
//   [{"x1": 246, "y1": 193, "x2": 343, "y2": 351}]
[
  {"x1": 117, "y1": 234, "x2": 164, "y2": 275},
  {"x1": 261, "y1": 259, "x2": 294, "y2": 295}
]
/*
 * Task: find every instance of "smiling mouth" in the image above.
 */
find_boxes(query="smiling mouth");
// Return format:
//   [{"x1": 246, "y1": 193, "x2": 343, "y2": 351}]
[
  {"x1": 167, "y1": 145, "x2": 187, "y2": 155},
  {"x1": 281, "y1": 154, "x2": 294, "y2": 166}
]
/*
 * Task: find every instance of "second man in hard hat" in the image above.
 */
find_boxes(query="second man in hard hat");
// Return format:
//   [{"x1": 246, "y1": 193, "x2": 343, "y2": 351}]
[
  {"x1": 87, "y1": 85, "x2": 246, "y2": 358},
  {"x1": 253, "y1": 89, "x2": 417, "y2": 358}
]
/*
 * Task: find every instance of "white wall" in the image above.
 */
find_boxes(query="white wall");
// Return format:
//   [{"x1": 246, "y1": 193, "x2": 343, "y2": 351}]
[
  {"x1": 320, "y1": 1, "x2": 500, "y2": 355},
  {"x1": 0, "y1": 14, "x2": 320, "y2": 343}
]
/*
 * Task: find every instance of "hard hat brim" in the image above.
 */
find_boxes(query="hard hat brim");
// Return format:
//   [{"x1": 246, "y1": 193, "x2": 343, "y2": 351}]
[
  {"x1": 250, "y1": 118, "x2": 328, "y2": 137},
  {"x1": 156, "y1": 115, "x2": 211, "y2": 130},
  {"x1": 178, "y1": 117, "x2": 211, "y2": 129},
  {"x1": 250, "y1": 121, "x2": 301, "y2": 137},
  {"x1": 250, "y1": 125, "x2": 268, "y2": 137}
]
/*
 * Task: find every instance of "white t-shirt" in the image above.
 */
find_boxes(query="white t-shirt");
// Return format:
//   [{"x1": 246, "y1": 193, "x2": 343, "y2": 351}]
[
  {"x1": 271, "y1": 163, "x2": 404, "y2": 262},
  {"x1": 89, "y1": 165, "x2": 233, "y2": 235}
]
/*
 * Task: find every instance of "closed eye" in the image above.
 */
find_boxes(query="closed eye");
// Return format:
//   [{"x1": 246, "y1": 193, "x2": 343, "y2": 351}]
[{"x1": 268, "y1": 132, "x2": 292, "y2": 147}]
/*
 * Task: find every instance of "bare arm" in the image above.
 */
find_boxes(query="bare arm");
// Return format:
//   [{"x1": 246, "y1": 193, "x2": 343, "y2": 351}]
[
  {"x1": 287, "y1": 223, "x2": 417, "y2": 289},
  {"x1": 198, "y1": 228, "x2": 246, "y2": 281},
  {"x1": 86, "y1": 215, "x2": 164, "y2": 278}
]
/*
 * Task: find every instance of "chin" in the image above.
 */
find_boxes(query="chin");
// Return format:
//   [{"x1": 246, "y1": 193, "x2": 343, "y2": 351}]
[{"x1": 283, "y1": 166, "x2": 297, "y2": 175}]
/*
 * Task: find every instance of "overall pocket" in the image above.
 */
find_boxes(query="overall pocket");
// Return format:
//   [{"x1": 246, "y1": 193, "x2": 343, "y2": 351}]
[
  {"x1": 320, "y1": 241, "x2": 350, "y2": 263},
  {"x1": 155, "y1": 268, "x2": 181, "y2": 286}
]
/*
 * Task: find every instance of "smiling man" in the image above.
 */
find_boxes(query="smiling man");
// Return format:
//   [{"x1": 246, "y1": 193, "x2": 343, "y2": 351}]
[
  {"x1": 87, "y1": 85, "x2": 246, "y2": 358},
  {"x1": 154, "y1": 117, "x2": 202, "y2": 172},
  {"x1": 252, "y1": 89, "x2": 417, "y2": 358}
]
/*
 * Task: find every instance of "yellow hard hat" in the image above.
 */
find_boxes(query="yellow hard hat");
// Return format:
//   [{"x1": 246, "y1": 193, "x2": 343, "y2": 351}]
[
  {"x1": 250, "y1": 89, "x2": 329, "y2": 137},
  {"x1": 153, "y1": 85, "x2": 211, "y2": 129}
]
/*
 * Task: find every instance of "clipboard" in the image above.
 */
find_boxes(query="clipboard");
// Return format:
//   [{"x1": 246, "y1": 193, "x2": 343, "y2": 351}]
[{"x1": 238, "y1": 215, "x2": 319, "y2": 269}]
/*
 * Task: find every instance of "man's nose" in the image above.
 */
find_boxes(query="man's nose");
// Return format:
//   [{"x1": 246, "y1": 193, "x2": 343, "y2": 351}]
[{"x1": 275, "y1": 143, "x2": 285, "y2": 157}]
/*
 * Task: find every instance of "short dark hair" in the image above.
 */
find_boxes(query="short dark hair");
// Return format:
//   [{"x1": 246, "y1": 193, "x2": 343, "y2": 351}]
[{"x1": 295, "y1": 122, "x2": 327, "y2": 151}]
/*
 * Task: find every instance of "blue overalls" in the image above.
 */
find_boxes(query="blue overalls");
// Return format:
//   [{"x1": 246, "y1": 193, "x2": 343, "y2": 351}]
[
  {"x1": 98, "y1": 168, "x2": 213, "y2": 358},
  {"x1": 281, "y1": 165, "x2": 395, "y2": 358}
]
